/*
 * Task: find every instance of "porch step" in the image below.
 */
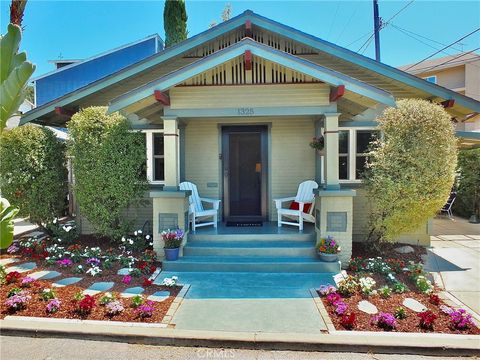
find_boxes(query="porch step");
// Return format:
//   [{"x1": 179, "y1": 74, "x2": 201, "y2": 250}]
[
  {"x1": 188, "y1": 232, "x2": 315, "y2": 242},
  {"x1": 183, "y1": 240, "x2": 316, "y2": 257},
  {"x1": 162, "y1": 256, "x2": 340, "y2": 273}
]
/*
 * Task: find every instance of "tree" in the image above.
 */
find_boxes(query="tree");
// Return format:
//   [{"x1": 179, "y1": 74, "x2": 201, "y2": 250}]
[
  {"x1": 209, "y1": 3, "x2": 232, "y2": 28},
  {"x1": 454, "y1": 148, "x2": 480, "y2": 222},
  {"x1": 67, "y1": 107, "x2": 147, "y2": 241},
  {"x1": 163, "y1": 0, "x2": 188, "y2": 47},
  {"x1": 0, "y1": 24, "x2": 35, "y2": 134},
  {"x1": 10, "y1": 0, "x2": 28, "y2": 27},
  {"x1": 0, "y1": 125, "x2": 68, "y2": 227},
  {"x1": 364, "y1": 99, "x2": 457, "y2": 243}
]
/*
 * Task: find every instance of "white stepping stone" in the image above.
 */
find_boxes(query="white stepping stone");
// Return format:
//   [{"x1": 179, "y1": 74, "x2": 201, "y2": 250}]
[
  {"x1": 403, "y1": 298, "x2": 427, "y2": 313},
  {"x1": 83, "y1": 282, "x2": 114, "y2": 295},
  {"x1": 147, "y1": 291, "x2": 170, "y2": 302},
  {"x1": 394, "y1": 245, "x2": 415, "y2": 254},
  {"x1": 6, "y1": 262, "x2": 36, "y2": 273},
  {"x1": 117, "y1": 268, "x2": 131, "y2": 275},
  {"x1": 52, "y1": 277, "x2": 82, "y2": 287},
  {"x1": 29, "y1": 270, "x2": 61, "y2": 280},
  {"x1": 121, "y1": 287, "x2": 144, "y2": 298},
  {"x1": 358, "y1": 300, "x2": 378, "y2": 314},
  {"x1": 0, "y1": 258, "x2": 19, "y2": 266}
]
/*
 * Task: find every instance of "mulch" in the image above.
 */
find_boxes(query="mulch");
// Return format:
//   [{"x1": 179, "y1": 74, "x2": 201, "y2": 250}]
[
  {"x1": 321, "y1": 291, "x2": 480, "y2": 334},
  {"x1": 0, "y1": 279, "x2": 181, "y2": 323},
  {"x1": 352, "y1": 241, "x2": 427, "y2": 263}
]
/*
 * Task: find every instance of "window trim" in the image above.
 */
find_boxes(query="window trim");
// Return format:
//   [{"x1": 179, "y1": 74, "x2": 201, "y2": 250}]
[
  {"x1": 320, "y1": 127, "x2": 379, "y2": 184},
  {"x1": 141, "y1": 129, "x2": 165, "y2": 185},
  {"x1": 423, "y1": 75, "x2": 437, "y2": 84}
]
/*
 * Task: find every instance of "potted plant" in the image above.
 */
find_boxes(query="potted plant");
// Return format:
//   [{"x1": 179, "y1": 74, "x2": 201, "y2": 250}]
[
  {"x1": 316, "y1": 235, "x2": 340, "y2": 262},
  {"x1": 309, "y1": 135, "x2": 324, "y2": 152},
  {"x1": 162, "y1": 229, "x2": 184, "y2": 261}
]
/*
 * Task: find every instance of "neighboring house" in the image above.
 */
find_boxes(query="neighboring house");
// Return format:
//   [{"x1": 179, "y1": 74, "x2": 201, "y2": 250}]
[
  {"x1": 20, "y1": 11, "x2": 480, "y2": 268},
  {"x1": 6, "y1": 99, "x2": 35, "y2": 129},
  {"x1": 399, "y1": 52, "x2": 480, "y2": 133}
]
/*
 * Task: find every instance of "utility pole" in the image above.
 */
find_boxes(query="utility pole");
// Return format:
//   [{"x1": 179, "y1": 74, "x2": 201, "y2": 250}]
[{"x1": 373, "y1": 0, "x2": 381, "y2": 62}]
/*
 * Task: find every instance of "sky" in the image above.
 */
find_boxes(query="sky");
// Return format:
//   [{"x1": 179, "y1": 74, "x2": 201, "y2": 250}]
[{"x1": 1, "y1": 0, "x2": 479, "y2": 78}]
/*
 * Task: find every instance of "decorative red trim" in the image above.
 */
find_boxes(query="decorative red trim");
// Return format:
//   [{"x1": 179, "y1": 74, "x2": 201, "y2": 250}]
[
  {"x1": 441, "y1": 99, "x2": 455, "y2": 108},
  {"x1": 329, "y1": 85, "x2": 345, "y2": 102},
  {"x1": 54, "y1": 107, "x2": 75, "y2": 117},
  {"x1": 245, "y1": 20, "x2": 252, "y2": 37},
  {"x1": 245, "y1": 50, "x2": 252, "y2": 70},
  {"x1": 154, "y1": 90, "x2": 170, "y2": 106}
]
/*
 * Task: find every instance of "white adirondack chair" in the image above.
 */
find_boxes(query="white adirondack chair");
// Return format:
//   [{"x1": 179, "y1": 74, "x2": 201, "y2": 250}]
[
  {"x1": 179, "y1": 181, "x2": 221, "y2": 232},
  {"x1": 274, "y1": 180, "x2": 319, "y2": 231}
]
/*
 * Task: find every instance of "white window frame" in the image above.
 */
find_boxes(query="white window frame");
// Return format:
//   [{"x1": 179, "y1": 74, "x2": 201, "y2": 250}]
[
  {"x1": 141, "y1": 129, "x2": 165, "y2": 185},
  {"x1": 320, "y1": 127, "x2": 379, "y2": 184}
]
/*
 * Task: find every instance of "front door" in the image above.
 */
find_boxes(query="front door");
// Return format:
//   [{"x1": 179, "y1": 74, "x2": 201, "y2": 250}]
[{"x1": 222, "y1": 126, "x2": 268, "y2": 222}]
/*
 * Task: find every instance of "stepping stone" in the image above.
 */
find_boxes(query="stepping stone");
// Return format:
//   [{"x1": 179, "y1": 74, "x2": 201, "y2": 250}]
[
  {"x1": 52, "y1": 277, "x2": 83, "y2": 287},
  {"x1": 147, "y1": 291, "x2": 170, "y2": 302},
  {"x1": 394, "y1": 245, "x2": 415, "y2": 254},
  {"x1": 0, "y1": 258, "x2": 19, "y2": 266},
  {"x1": 83, "y1": 282, "x2": 114, "y2": 295},
  {"x1": 29, "y1": 270, "x2": 61, "y2": 280},
  {"x1": 357, "y1": 300, "x2": 378, "y2": 314},
  {"x1": 121, "y1": 287, "x2": 144, "y2": 298},
  {"x1": 117, "y1": 268, "x2": 131, "y2": 275},
  {"x1": 6, "y1": 262, "x2": 36, "y2": 273},
  {"x1": 403, "y1": 298, "x2": 427, "y2": 313}
]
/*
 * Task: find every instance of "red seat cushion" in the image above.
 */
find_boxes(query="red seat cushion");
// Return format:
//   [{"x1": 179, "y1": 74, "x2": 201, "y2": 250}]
[{"x1": 289, "y1": 201, "x2": 312, "y2": 213}]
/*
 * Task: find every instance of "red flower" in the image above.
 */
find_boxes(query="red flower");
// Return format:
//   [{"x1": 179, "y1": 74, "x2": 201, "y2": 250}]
[
  {"x1": 149, "y1": 265, "x2": 157, "y2": 274},
  {"x1": 340, "y1": 312, "x2": 356, "y2": 330},
  {"x1": 137, "y1": 261, "x2": 147, "y2": 270},
  {"x1": 77, "y1": 295, "x2": 96, "y2": 315},
  {"x1": 429, "y1": 293, "x2": 440, "y2": 306},
  {"x1": 6, "y1": 271, "x2": 22, "y2": 284},
  {"x1": 142, "y1": 278, "x2": 153, "y2": 287},
  {"x1": 418, "y1": 310, "x2": 437, "y2": 330}
]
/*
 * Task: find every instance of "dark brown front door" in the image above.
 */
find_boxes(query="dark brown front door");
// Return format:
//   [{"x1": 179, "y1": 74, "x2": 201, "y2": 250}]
[{"x1": 222, "y1": 126, "x2": 268, "y2": 222}]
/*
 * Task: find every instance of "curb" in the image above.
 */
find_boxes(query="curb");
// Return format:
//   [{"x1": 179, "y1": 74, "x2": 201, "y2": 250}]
[{"x1": 1, "y1": 316, "x2": 479, "y2": 356}]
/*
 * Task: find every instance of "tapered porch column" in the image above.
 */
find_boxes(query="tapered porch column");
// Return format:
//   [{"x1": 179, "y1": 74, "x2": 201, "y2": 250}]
[
  {"x1": 162, "y1": 116, "x2": 179, "y2": 190},
  {"x1": 323, "y1": 113, "x2": 341, "y2": 190}
]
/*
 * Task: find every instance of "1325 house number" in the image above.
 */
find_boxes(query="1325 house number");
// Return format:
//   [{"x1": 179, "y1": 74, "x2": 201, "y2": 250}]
[{"x1": 237, "y1": 107, "x2": 255, "y2": 116}]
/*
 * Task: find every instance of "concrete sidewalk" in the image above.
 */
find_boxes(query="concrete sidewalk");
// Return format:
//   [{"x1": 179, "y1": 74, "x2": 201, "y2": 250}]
[
  {"x1": 425, "y1": 217, "x2": 480, "y2": 316},
  {"x1": 13, "y1": 218, "x2": 38, "y2": 237}
]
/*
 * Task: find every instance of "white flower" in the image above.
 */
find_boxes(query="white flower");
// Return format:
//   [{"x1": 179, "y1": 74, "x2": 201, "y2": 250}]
[
  {"x1": 121, "y1": 237, "x2": 126, "y2": 242},
  {"x1": 128, "y1": 240, "x2": 134, "y2": 245},
  {"x1": 138, "y1": 230, "x2": 142, "y2": 234},
  {"x1": 134, "y1": 231, "x2": 138, "y2": 236},
  {"x1": 149, "y1": 242, "x2": 153, "y2": 246},
  {"x1": 78, "y1": 265, "x2": 83, "y2": 269},
  {"x1": 146, "y1": 235, "x2": 151, "y2": 240},
  {"x1": 63, "y1": 225, "x2": 73, "y2": 233},
  {"x1": 172, "y1": 276, "x2": 178, "y2": 280},
  {"x1": 53, "y1": 218, "x2": 57, "y2": 224}
]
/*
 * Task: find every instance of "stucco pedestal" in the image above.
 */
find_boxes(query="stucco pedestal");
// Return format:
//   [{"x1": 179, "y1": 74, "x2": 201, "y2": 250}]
[
  {"x1": 150, "y1": 190, "x2": 190, "y2": 259},
  {"x1": 314, "y1": 189, "x2": 356, "y2": 269}
]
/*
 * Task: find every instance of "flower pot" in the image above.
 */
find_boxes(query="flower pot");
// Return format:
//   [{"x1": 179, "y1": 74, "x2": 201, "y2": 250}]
[
  {"x1": 164, "y1": 247, "x2": 180, "y2": 261},
  {"x1": 317, "y1": 252, "x2": 338, "y2": 262}
]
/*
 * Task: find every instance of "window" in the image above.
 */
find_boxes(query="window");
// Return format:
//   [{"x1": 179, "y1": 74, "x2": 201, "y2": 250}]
[
  {"x1": 338, "y1": 130, "x2": 349, "y2": 180},
  {"x1": 423, "y1": 76, "x2": 437, "y2": 84},
  {"x1": 152, "y1": 133, "x2": 165, "y2": 182},
  {"x1": 355, "y1": 130, "x2": 379, "y2": 179}
]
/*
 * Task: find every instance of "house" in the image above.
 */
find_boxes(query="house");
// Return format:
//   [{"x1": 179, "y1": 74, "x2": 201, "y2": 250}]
[
  {"x1": 399, "y1": 52, "x2": 480, "y2": 134},
  {"x1": 21, "y1": 10, "x2": 480, "y2": 270}
]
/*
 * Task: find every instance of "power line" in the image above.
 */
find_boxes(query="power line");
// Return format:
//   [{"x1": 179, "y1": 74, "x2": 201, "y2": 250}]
[
  {"x1": 415, "y1": 48, "x2": 480, "y2": 73},
  {"x1": 357, "y1": 33, "x2": 375, "y2": 53},
  {"x1": 383, "y1": 0, "x2": 415, "y2": 26},
  {"x1": 404, "y1": 28, "x2": 480, "y2": 71},
  {"x1": 346, "y1": 31, "x2": 373, "y2": 47}
]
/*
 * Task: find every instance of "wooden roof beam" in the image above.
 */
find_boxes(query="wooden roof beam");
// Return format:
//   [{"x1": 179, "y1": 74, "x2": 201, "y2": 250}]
[
  {"x1": 154, "y1": 90, "x2": 170, "y2": 106},
  {"x1": 330, "y1": 85, "x2": 345, "y2": 102},
  {"x1": 441, "y1": 99, "x2": 455, "y2": 108},
  {"x1": 54, "y1": 107, "x2": 76, "y2": 118},
  {"x1": 245, "y1": 20, "x2": 252, "y2": 38},
  {"x1": 245, "y1": 50, "x2": 252, "y2": 70}
]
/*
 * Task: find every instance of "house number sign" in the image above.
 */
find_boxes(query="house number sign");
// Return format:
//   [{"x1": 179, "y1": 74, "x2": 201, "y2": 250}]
[{"x1": 237, "y1": 107, "x2": 255, "y2": 116}]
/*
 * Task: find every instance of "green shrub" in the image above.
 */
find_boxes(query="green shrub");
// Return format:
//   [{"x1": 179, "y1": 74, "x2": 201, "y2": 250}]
[
  {"x1": 364, "y1": 99, "x2": 457, "y2": 242},
  {"x1": 0, "y1": 125, "x2": 67, "y2": 226},
  {"x1": 67, "y1": 107, "x2": 147, "y2": 241},
  {"x1": 454, "y1": 148, "x2": 480, "y2": 219}
]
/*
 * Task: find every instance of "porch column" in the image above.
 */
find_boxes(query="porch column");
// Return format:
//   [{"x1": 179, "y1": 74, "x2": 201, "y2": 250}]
[
  {"x1": 323, "y1": 113, "x2": 341, "y2": 190},
  {"x1": 162, "y1": 116, "x2": 179, "y2": 190}
]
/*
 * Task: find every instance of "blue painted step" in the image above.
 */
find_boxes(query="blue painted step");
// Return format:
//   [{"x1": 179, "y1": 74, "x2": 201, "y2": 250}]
[
  {"x1": 184, "y1": 240, "x2": 316, "y2": 257},
  {"x1": 163, "y1": 256, "x2": 340, "y2": 273},
  {"x1": 188, "y1": 232, "x2": 315, "y2": 242}
]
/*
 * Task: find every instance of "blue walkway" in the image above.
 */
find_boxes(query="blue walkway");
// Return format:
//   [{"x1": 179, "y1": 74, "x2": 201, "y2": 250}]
[{"x1": 156, "y1": 271, "x2": 336, "y2": 333}]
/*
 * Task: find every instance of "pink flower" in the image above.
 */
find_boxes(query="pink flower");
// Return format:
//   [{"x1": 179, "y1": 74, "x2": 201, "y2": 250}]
[{"x1": 122, "y1": 275, "x2": 132, "y2": 284}]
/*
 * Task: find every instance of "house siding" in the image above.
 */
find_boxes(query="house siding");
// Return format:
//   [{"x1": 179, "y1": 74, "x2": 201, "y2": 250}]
[{"x1": 184, "y1": 116, "x2": 316, "y2": 221}]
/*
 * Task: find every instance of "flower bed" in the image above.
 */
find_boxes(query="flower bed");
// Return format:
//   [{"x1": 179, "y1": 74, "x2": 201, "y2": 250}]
[
  {"x1": 318, "y1": 257, "x2": 480, "y2": 334},
  {"x1": 0, "y1": 277, "x2": 180, "y2": 323}
]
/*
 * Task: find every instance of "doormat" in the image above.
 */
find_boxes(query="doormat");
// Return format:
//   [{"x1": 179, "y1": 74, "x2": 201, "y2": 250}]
[{"x1": 225, "y1": 221, "x2": 263, "y2": 227}]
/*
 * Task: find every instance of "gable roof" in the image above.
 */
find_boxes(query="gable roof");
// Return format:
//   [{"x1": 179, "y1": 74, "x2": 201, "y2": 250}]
[
  {"x1": 399, "y1": 52, "x2": 480, "y2": 74},
  {"x1": 109, "y1": 38, "x2": 395, "y2": 115},
  {"x1": 21, "y1": 10, "x2": 480, "y2": 126}
]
